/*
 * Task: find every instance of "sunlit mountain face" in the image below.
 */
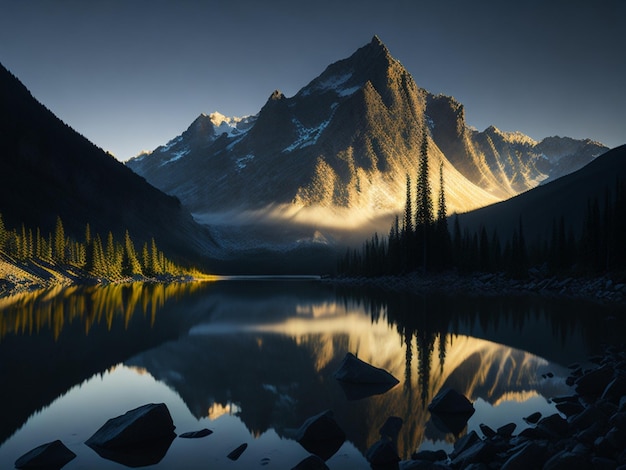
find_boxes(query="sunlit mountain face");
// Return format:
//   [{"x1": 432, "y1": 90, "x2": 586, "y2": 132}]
[{"x1": 127, "y1": 36, "x2": 607, "y2": 257}]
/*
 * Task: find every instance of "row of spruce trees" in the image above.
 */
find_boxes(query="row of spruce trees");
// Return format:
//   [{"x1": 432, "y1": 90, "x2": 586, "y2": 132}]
[
  {"x1": 0, "y1": 213, "x2": 188, "y2": 281},
  {"x1": 338, "y1": 126, "x2": 626, "y2": 279}
]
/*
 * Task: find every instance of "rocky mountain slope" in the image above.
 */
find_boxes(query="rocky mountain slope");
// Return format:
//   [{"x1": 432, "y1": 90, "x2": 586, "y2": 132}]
[
  {"x1": 0, "y1": 63, "x2": 218, "y2": 265},
  {"x1": 128, "y1": 36, "x2": 607, "y2": 240}
]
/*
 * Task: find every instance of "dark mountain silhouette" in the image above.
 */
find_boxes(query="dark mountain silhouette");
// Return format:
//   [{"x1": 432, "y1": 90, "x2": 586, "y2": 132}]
[
  {"x1": 0, "y1": 63, "x2": 217, "y2": 263},
  {"x1": 457, "y1": 144, "x2": 626, "y2": 243}
]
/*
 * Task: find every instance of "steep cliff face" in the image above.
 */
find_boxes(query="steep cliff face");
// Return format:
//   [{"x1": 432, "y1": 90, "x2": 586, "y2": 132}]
[{"x1": 425, "y1": 94, "x2": 608, "y2": 199}]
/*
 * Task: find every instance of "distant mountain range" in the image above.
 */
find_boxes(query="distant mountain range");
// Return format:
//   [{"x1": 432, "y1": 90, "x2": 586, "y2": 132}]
[
  {"x1": 0, "y1": 36, "x2": 618, "y2": 275},
  {"x1": 0, "y1": 63, "x2": 217, "y2": 265},
  {"x1": 127, "y1": 36, "x2": 607, "y2": 243}
]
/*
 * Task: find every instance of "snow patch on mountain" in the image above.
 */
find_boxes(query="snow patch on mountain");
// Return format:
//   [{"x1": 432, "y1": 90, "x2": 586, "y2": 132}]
[
  {"x1": 207, "y1": 112, "x2": 256, "y2": 138},
  {"x1": 301, "y1": 72, "x2": 361, "y2": 97},
  {"x1": 159, "y1": 135, "x2": 183, "y2": 153},
  {"x1": 283, "y1": 116, "x2": 332, "y2": 152},
  {"x1": 236, "y1": 154, "x2": 255, "y2": 171},
  {"x1": 161, "y1": 148, "x2": 190, "y2": 166}
]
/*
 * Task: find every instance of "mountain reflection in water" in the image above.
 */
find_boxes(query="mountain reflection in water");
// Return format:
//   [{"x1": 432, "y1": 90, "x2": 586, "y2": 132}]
[{"x1": 0, "y1": 281, "x2": 623, "y2": 468}]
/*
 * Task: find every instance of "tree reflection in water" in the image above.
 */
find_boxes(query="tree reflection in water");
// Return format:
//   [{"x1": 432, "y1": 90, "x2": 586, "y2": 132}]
[{"x1": 1, "y1": 281, "x2": 624, "y2": 464}]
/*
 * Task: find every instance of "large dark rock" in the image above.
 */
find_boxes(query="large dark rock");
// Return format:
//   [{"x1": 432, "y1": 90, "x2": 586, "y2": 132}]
[
  {"x1": 576, "y1": 365, "x2": 614, "y2": 397},
  {"x1": 333, "y1": 353, "x2": 399, "y2": 385},
  {"x1": 85, "y1": 403, "x2": 176, "y2": 449},
  {"x1": 85, "y1": 403, "x2": 176, "y2": 466},
  {"x1": 450, "y1": 440, "x2": 497, "y2": 467},
  {"x1": 543, "y1": 450, "x2": 592, "y2": 470},
  {"x1": 366, "y1": 438, "x2": 400, "y2": 467},
  {"x1": 411, "y1": 449, "x2": 448, "y2": 462},
  {"x1": 428, "y1": 388, "x2": 475, "y2": 416},
  {"x1": 291, "y1": 455, "x2": 330, "y2": 470},
  {"x1": 15, "y1": 440, "x2": 76, "y2": 469},
  {"x1": 428, "y1": 388, "x2": 475, "y2": 435},
  {"x1": 294, "y1": 410, "x2": 346, "y2": 461},
  {"x1": 449, "y1": 430, "x2": 480, "y2": 460},
  {"x1": 501, "y1": 441, "x2": 548, "y2": 470}
]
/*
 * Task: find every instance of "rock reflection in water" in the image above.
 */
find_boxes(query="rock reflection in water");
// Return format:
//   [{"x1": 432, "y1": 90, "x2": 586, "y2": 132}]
[
  {"x1": 2, "y1": 280, "x2": 622, "y2": 467},
  {"x1": 126, "y1": 290, "x2": 584, "y2": 459}
]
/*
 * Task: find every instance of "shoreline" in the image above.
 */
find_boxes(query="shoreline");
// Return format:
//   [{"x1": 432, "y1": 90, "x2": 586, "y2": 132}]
[{"x1": 327, "y1": 271, "x2": 626, "y2": 305}]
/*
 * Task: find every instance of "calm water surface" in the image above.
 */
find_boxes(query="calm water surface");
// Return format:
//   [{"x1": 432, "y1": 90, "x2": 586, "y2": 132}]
[{"x1": 0, "y1": 280, "x2": 624, "y2": 469}]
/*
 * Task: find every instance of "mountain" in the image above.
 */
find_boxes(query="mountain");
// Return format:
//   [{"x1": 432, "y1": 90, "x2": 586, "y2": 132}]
[
  {"x1": 0, "y1": 63, "x2": 217, "y2": 264},
  {"x1": 127, "y1": 36, "x2": 607, "y2": 247},
  {"x1": 457, "y1": 144, "x2": 626, "y2": 244}
]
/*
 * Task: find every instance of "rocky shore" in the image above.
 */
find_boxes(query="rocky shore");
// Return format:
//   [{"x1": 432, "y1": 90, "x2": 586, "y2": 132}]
[
  {"x1": 386, "y1": 343, "x2": 626, "y2": 470},
  {"x1": 330, "y1": 271, "x2": 626, "y2": 305}
]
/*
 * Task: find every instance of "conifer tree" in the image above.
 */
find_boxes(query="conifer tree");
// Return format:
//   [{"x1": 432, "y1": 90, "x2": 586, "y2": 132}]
[
  {"x1": 403, "y1": 174, "x2": 413, "y2": 236},
  {"x1": 54, "y1": 216, "x2": 66, "y2": 263},
  {"x1": 0, "y1": 213, "x2": 6, "y2": 252},
  {"x1": 415, "y1": 124, "x2": 434, "y2": 271},
  {"x1": 121, "y1": 230, "x2": 142, "y2": 277},
  {"x1": 415, "y1": 126, "x2": 434, "y2": 229}
]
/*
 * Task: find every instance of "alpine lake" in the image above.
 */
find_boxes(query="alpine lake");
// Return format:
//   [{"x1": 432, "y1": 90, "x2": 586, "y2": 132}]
[{"x1": 1, "y1": 278, "x2": 624, "y2": 469}]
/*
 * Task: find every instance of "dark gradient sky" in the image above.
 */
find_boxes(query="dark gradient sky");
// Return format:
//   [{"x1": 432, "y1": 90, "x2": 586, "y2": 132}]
[{"x1": 1, "y1": 0, "x2": 624, "y2": 161}]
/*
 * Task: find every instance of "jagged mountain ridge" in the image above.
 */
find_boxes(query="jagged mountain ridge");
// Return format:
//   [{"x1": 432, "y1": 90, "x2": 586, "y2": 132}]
[
  {"x1": 128, "y1": 36, "x2": 607, "y2": 231},
  {"x1": 0, "y1": 62, "x2": 218, "y2": 264}
]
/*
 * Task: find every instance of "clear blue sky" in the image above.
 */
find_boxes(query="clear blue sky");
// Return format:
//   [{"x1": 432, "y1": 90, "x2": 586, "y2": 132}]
[{"x1": 1, "y1": 0, "x2": 624, "y2": 161}]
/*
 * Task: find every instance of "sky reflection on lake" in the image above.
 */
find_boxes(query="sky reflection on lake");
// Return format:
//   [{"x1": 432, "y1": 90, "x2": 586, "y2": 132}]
[{"x1": 0, "y1": 281, "x2": 623, "y2": 468}]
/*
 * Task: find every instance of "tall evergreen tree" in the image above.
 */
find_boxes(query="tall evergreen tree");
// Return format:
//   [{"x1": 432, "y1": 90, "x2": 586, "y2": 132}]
[
  {"x1": 54, "y1": 216, "x2": 66, "y2": 263},
  {"x1": 415, "y1": 125, "x2": 434, "y2": 228}
]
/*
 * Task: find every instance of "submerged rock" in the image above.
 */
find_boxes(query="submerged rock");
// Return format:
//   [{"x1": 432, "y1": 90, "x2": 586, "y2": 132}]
[
  {"x1": 428, "y1": 388, "x2": 475, "y2": 435},
  {"x1": 15, "y1": 440, "x2": 76, "y2": 469},
  {"x1": 86, "y1": 403, "x2": 176, "y2": 449},
  {"x1": 333, "y1": 353, "x2": 399, "y2": 385},
  {"x1": 85, "y1": 403, "x2": 176, "y2": 466},
  {"x1": 227, "y1": 443, "x2": 248, "y2": 461},
  {"x1": 294, "y1": 410, "x2": 346, "y2": 461},
  {"x1": 179, "y1": 428, "x2": 213, "y2": 439},
  {"x1": 366, "y1": 438, "x2": 400, "y2": 467},
  {"x1": 428, "y1": 388, "x2": 475, "y2": 416},
  {"x1": 291, "y1": 454, "x2": 330, "y2": 470}
]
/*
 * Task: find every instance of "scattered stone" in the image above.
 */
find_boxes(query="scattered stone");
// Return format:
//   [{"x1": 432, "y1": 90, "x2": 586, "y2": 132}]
[
  {"x1": 543, "y1": 450, "x2": 592, "y2": 470},
  {"x1": 479, "y1": 423, "x2": 496, "y2": 439},
  {"x1": 428, "y1": 388, "x2": 475, "y2": 435},
  {"x1": 85, "y1": 403, "x2": 176, "y2": 449},
  {"x1": 576, "y1": 365, "x2": 614, "y2": 397},
  {"x1": 291, "y1": 455, "x2": 329, "y2": 470},
  {"x1": 428, "y1": 388, "x2": 475, "y2": 416},
  {"x1": 556, "y1": 401, "x2": 584, "y2": 417},
  {"x1": 501, "y1": 441, "x2": 548, "y2": 470},
  {"x1": 496, "y1": 422, "x2": 516, "y2": 438},
  {"x1": 179, "y1": 428, "x2": 212, "y2": 439},
  {"x1": 227, "y1": 443, "x2": 248, "y2": 461},
  {"x1": 15, "y1": 440, "x2": 76, "y2": 469},
  {"x1": 84, "y1": 403, "x2": 176, "y2": 467},
  {"x1": 537, "y1": 413, "x2": 569, "y2": 438},
  {"x1": 333, "y1": 353, "x2": 399, "y2": 385},
  {"x1": 451, "y1": 440, "x2": 497, "y2": 468},
  {"x1": 602, "y1": 376, "x2": 626, "y2": 403},
  {"x1": 366, "y1": 438, "x2": 400, "y2": 466},
  {"x1": 411, "y1": 449, "x2": 447, "y2": 462},
  {"x1": 523, "y1": 411, "x2": 542, "y2": 424},
  {"x1": 294, "y1": 410, "x2": 346, "y2": 460},
  {"x1": 449, "y1": 430, "x2": 480, "y2": 460}
]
